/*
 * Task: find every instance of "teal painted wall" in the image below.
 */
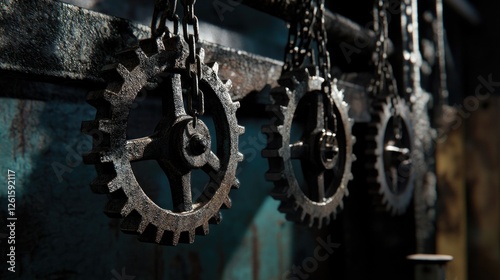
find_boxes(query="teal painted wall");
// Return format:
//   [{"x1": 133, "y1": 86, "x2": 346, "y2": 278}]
[{"x1": 0, "y1": 87, "x2": 319, "y2": 280}]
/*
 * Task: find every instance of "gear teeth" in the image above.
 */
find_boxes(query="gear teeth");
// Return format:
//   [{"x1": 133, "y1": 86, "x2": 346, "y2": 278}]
[
  {"x1": 324, "y1": 215, "x2": 331, "y2": 226},
  {"x1": 261, "y1": 124, "x2": 279, "y2": 135},
  {"x1": 137, "y1": 219, "x2": 149, "y2": 234},
  {"x1": 344, "y1": 187, "x2": 350, "y2": 197},
  {"x1": 207, "y1": 62, "x2": 219, "y2": 75},
  {"x1": 154, "y1": 229, "x2": 164, "y2": 244},
  {"x1": 171, "y1": 231, "x2": 181, "y2": 246},
  {"x1": 83, "y1": 149, "x2": 115, "y2": 164},
  {"x1": 87, "y1": 89, "x2": 115, "y2": 106},
  {"x1": 104, "y1": 197, "x2": 127, "y2": 218},
  {"x1": 101, "y1": 63, "x2": 130, "y2": 81},
  {"x1": 236, "y1": 152, "x2": 244, "y2": 162},
  {"x1": 195, "y1": 222, "x2": 210, "y2": 236},
  {"x1": 348, "y1": 173, "x2": 354, "y2": 181},
  {"x1": 339, "y1": 200, "x2": 345, "y2": 210},
  {"x1": 209, "y1": 212, "x2": 222, "y2": 224},
  {"x1": 299, "y1": 208, "x2": 307, "y2": 222},
  {"x1": 351, "y1": 154, "x2": 357, "y2": 162},
  {"x1": 317, "y1": 217, "x2": 323, "y2": 229},
  {"x1": 120, "y1": 210, "x2": 142, "y2": 233},
  {"x1": 221, "y1": 196, "x2": 232, "y2": 209},
  {"x1": 232, "y1": 178, "x2": 240, "y2": 189},
  {"x1": 223, "y1": 79, "x2": 233, "y2": 91},
  {"x1": 237, "y1": 125, "x2": 245, "y2": 135},
  {"x1": 179, "y1": 230, "x2": 196, "y2": 244},
  {"x1": 120, "y1": 201, "x2": 134, "y2": 217},
  {"x1": 81, "y1": 119, "x2": 113, "y2": 134},
  {"x1": 90, "y1": 174, "x2": 120, "y2": 194},
  {"x1": 270, "y1": 87, "x2": 291, "y2": 105}
]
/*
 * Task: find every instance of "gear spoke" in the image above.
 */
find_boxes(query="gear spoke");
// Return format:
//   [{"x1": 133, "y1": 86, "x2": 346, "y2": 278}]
[
  {"x1": 203, "y1": 151, "x2": 221, "y2": 181},
  {"x1": 163, "y1": 73, "x2": 186, "y2": 119},
  {"x1": 126, "y1": 135, "x2": 160, "y2": 162},
  {"x1": 315, "y1": 171, "x2": 326, "y2": 202},
  {"x1": 165, "y1": 168, "x2": 194, "y2": 212},
  {"x1": 306, "y1": 93, "x2": 325, "y2": 134}
]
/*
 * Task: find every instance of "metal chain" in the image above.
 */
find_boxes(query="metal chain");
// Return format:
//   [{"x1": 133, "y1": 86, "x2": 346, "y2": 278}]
[
  {"x1": 315, "y1": 0, "x2": 332, "y2": 94},
  {"x1": 181, "y1": 0, "x2": 204, "y2": 127},
  {"x1": 283, "y1": 0, "x2": 332, "y2": 93},
  {"x1": 283, "y1": 0, "x2": 316, "y2": 73},
  {"x1": 151, "y1": 0, "x2": 179, "y2": 37},
  {"x1": 371, "y1": 0, "x2": 402, "y2": 139},
  {"x1": 151, "y1": 0, "x2": 203, "y2": 126}
]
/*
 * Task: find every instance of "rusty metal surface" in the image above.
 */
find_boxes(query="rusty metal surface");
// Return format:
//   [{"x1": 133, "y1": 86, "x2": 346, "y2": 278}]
[
  {"x1": 0, "y1": 0, "x2": 282, "y2": 101},
  {"x1": 81, "y1": 35, "x2": 245, "y2": 246},
  {"x1": 0, "y1": 0, "x2": 371, "y2": 121},
  {"x1": 262, "y1": 69, "x2": 355, "y2": 228}
]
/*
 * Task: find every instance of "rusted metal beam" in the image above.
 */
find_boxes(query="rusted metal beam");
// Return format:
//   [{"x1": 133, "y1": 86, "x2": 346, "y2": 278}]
[
  {"x1": 0, "y1": 0, "x2": 282, "y2": 101},
  {"x1": 241, "y1": 0, "x2": 393, "y2": 55},
  {"x1": 0, "y1": 0, "x2": 370, "y2": 120}
]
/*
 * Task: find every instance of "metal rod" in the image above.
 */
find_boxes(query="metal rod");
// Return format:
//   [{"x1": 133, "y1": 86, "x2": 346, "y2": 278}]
[{"x1": 241, "y1": 0, "x2": 394, "y2": 56}]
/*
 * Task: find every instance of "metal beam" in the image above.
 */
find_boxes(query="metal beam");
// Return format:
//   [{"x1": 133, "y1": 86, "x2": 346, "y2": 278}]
[
  {"x1": 0, "y1": 0, "x2": 369, "y2": 120},
  {"x1": 0, "y1": 0, "x2": 282, "y2": 101},
  {"x1": 241, "y1": 0, "x2": 393, "y2": 55}
]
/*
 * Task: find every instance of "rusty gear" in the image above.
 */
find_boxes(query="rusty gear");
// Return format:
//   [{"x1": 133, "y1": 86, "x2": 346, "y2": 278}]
[
  {"x1": 366, "y1": 96, "x2": 415, "y2": 215},
  {"x1": 262, "y1": 69, "x2": 355, "y2": 228},
  {"x1": 81, "y1": 35, "x2": 244, "y2": 246}
]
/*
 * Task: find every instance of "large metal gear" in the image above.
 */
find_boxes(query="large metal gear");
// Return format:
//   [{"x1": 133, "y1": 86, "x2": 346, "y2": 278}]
[
  {"x1": 366, "y1": 96, "x2": 415, "y2": 215},
  {"x1": 81, "y1": 35, "x2": 244, "y2": 246},
  {"x1": 262, "y1": 69, "x2": 355, "y2": 228}
]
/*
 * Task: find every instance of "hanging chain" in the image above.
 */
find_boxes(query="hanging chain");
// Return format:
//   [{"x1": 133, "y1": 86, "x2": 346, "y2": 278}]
[
  {"x1": 151, "y1": 0, "x2": 203, "y2": 126},
  {"x1": 283, "y1": 0, "x2": 332, "y2": 91},
  {"x1": 181, "y1": 0, "x2": 204, "y2": 127},
  {"x1": 151, "y1": 0, "x2": 179, "y2": 37},
  {"x1": 371, "y1": 0, "x2": 402, "y2": 139},
  {"x1": 283, "y1": 0, "x2": 316, "y2": 73},
  {"x1": 315, "y1": 0, "x2": 332, "y2": 94}
]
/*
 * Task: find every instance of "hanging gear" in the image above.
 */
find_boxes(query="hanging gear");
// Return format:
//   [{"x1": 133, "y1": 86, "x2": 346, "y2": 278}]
[
  {"x1": 263, "y1": 0, "x2": 355, "y2": 228},
  {"x1": 82, "y1": 0, "x2": 244, "y2": 246},
  {"x1": 365, "y1": 0, "x2": 416, "y2": 215}
]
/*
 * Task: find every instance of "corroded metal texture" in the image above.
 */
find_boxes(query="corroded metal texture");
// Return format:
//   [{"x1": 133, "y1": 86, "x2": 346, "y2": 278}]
[
  {"x1": 0, "y1": 0, "x2": 371, "y2": 119},
  {"x1": 365, "y1": 97, "x2": 415, "y2": 215},
  {"x1": 81, "y1": 35, "x2": 245, "y2": 246},
  {"x1": 262, "y1": 69, "x2": 355, "y2": 228},
  {"x1": 0, "y1": 0, "x2": 282, "y2": 101}
]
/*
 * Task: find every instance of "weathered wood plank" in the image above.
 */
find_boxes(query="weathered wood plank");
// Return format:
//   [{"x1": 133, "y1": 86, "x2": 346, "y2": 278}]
[
  {"x1": 436, "y1": 107, "x2": 468, "y2": 280},
  {"x1": 465, "y1": 97, "x2": 500, "y2": 280}
]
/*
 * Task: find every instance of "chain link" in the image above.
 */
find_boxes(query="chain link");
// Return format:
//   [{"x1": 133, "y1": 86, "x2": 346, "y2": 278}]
[
  {"x1": 283, "y1": 0, "x2": 315, "y2": 73},
  {"x1": 283, "y1": 0, "x2": 332, "y2": 93},
  {"x1": 181, "y1": 0, "x2": 203, "y2": 127},
  {"x1": 151, "y1": 0, "x2": 203, "y2": 127},
  {"x1": 371, "y1": 0, "x2": 402, "y2": 139},
  {"x1": 151, "y1": 0, "x2": 179, "y2": 37}
]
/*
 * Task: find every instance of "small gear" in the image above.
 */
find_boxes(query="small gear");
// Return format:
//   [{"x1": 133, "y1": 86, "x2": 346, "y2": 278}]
[
  {"x1": 81, "y1": 35, "x2": 244, "y2": 246},
  {"x1": 366, "y1": 96, "x2": 415, "y2": 215},
  {"x1": 262, "y1": 69, "x2": 355, "y2": 228}
]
